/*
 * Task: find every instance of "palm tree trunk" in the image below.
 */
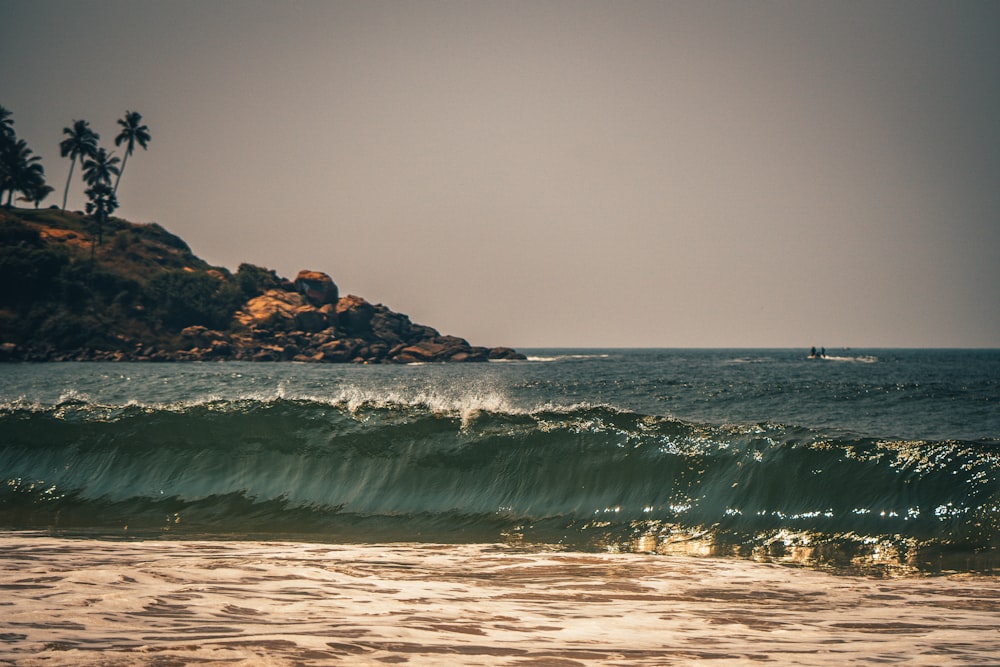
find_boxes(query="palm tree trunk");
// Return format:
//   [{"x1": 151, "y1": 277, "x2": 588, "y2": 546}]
[
  {"x1": 62, "y1": 156, "x2": 76, "y2": 211},
  {"x1": 113, "y1": 152, "x2": 129, "y2": 195}
]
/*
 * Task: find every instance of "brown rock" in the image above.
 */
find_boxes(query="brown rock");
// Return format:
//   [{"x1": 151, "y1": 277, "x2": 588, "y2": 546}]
[
  {"x1": 295, "y1": 270, "x2": 339, "y2": 306},
  {"x1": 335, "y1": 295, "x2": 376, "y2": 335},
  {"x1": 235, "y1": 289, "x2": 304, "y2": 329},
  {"x1": 181, "y1": 325, "x2": 230, "y2": 347},
  {"x1": 405, "y1": 324, "x2": 440, "y2": 344},
  {"x1": 365, "y1": 343, "x2": 389, "y2": 361},
  {"x1": 397, "y1": 336, "x2": 472, "y2": 363},
  {"x1": 293, "y1": 307, "x2": 328, "y2": 333},
  {"x1": 463, "y1": 346, "x2": 491, "y2": 362},
  {"x1": 369, "y1": 309, "x2": 410, "y2": 345},
  {"x1": 251, "y1": 345, "x2": 286, "y2": 362},
  {"x1": 318, "y1": 338, "x2": 360, "y2": 362},
  {"x1": 398, "y1": 341, "x2": 450, "y2": 361},
  {"x1": 488, "y1": 347, "x2": 527, "y2": 361},
  {"x1": 207, "y1": 339, "x2": 233, "y2": 357},
  {"x1": 234, "y1": 289, "x2": 329, "y2": 333}
]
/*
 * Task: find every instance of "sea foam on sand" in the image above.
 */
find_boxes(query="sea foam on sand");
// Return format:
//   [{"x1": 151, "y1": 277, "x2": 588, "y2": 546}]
[{"x1": 1, "y1": 535, "x2": 997, "y2": 666}]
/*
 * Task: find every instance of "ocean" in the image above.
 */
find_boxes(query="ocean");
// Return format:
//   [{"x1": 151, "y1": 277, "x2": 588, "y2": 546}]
[{"x1": 2, "y1": 349, "x2": 998, "y2": 665}]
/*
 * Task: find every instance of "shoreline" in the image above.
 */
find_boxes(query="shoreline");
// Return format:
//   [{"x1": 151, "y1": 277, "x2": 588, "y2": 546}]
[{"x1": 3, "y1": 535, "x2": 998, "y2": 666}]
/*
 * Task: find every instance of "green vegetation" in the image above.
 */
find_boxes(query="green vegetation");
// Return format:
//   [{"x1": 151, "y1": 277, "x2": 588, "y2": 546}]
[
  {"x1": 0, "y1": 208, "x2": 261, "y2": 358},
  {"x1": 0, "y1": 104, "x2": 521, "y2": 364},
  {"x1": 113, "y1": 110, "x2": 151, "y2": 196},
  {"x1": 1, "y1": 106, "x2": 50, "y2": 210},
  {"x1": 0, "y1": 104, "x2": 252, "y2": 358},
  {"x1": 81, "y1": 147, "x2": 120, "y2": 247},
  {"x1": 59, "y1": 119, "x2": 98, "y2": 211},
  {"x1": 1, "y1": 103, "x2": 152, "y2": 218}
]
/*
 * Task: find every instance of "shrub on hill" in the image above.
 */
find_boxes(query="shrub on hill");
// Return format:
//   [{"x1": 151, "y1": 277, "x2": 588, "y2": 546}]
[
  {"x1": 144, "y1": 270, "x2": 245, "y2": 331},
  {"x1": 235, "y1": 262, "x2": 284, "y2": 299},
  {"x1": 0, "y1": 209, "x2": 257, "y2": 354}
]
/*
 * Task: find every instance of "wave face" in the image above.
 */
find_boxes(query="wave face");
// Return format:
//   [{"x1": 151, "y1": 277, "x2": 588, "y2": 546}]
[{"x1": 3, "y1": 395, "x2": 997, "y2": 572}]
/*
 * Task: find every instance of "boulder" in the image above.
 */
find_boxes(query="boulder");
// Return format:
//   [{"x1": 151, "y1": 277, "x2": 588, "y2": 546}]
[
  {"x1": 207, "y1": 339, "x2": 233, "y2": 358},
  {"x1": 365, "y1": 342, "x2": 389, "y2": 361},
  {"x1": 293, "y1": 307, "x2": 328, "y2": 333},
  {"x1": 463, "y1": 346, "x2": 491, "y2": 362},
  {"x1": 235, "y1": 289, "x2": 305, "y2": 330},
  {"x1": 295, "y1": 270, "x2": 339, "y2": 306},
  {"x1": 318, "y1": 338, "x2": 361, "y2": 362},
  {"x1": 169, "y1": 278, "x2": 523, "y2": 366},
  {"x1": 180, "y1": 325, "x2": 230, "y2": 347},
  {"x1": 395, "y1": 336, "x2": 475, "y2": 363},
  {"x1": 397, "y1": 340, "x2": 450, "y2": 362},
  {"x1": 404, "y1": 324, "x2": 440, "y2": 344},
  {"x1": 234, "y1": 290, "x2": 328, "y2": 333},
  {"x1": 250, "y1": 344, "x2": 287, "y2": 362},
  {"x1": 369, "y1": 309, "x2": 409, "y2": 346},
  {"x1": 488, "y1": 347, "x2": 527, "y2": 361},
  {"x1": 335, "y1": 295, "x2": 375, "y2": 335}
]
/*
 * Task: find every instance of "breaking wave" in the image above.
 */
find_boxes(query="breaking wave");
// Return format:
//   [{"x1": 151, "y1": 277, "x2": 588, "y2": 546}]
[{"x1": 2, "y1": 397, "x2": 998, "y2": 572}]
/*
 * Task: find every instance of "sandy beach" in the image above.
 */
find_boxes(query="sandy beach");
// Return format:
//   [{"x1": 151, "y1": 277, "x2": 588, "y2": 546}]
[{"x1": 1, "y1": 534, "x2": 997, "y2": 666}]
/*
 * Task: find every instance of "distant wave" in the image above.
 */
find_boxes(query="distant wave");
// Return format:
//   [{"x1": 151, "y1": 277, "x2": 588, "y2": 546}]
[
  {"x1": 1, "y1": 397, "x2": 996, "y2": 571},
  {"x1": 525, "y1": 353, "x2": 612, "y2": 362},
  {"x1": 724, "y1": 356, "x2": 775, "y2": 365}
]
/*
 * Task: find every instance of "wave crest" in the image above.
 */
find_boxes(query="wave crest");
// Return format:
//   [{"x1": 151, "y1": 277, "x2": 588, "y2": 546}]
[{"x1": 1, "y1": 398, "x2": 996, "y2": 572}]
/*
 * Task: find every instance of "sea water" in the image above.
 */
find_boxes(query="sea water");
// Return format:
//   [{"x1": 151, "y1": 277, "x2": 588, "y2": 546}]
[{"x1": 1, "y1": 349, "x2": 998, "y2": 665}]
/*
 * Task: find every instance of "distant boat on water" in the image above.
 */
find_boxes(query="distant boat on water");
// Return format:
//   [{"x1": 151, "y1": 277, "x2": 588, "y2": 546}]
[{"x1": 807, "y1": 347, "x2": 878, "y2": 363}]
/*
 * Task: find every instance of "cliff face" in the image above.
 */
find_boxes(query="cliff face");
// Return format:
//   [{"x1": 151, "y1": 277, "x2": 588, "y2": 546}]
[{"x1": 0, "y1": 209, "x2": 524, "y2": 363}]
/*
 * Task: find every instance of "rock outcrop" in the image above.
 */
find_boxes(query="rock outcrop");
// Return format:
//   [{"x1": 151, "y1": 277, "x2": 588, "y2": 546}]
[
  {"x1": 193, "y1": 284, "x2": 524, "y2": 364},
  {"x1": 0, "y1": 209, "x2": 524, "y2": 364},
  {"x1": 233, "y1": 290, "x2": 332, "y2": 333}
]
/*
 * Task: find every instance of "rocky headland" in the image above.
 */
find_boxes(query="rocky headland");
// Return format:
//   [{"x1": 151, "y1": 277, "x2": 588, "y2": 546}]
[{"x1": 0, "y1": 208, "x2": 524, "y2": 364}]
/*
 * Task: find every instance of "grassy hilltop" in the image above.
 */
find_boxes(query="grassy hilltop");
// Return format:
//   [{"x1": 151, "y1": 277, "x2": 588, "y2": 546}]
[
  {"x1": 0, "y1": 208, "x2": 521, "y2": 363},
  {"x1": 0, "y1": 208, "x2": 239, "y2": 355}
]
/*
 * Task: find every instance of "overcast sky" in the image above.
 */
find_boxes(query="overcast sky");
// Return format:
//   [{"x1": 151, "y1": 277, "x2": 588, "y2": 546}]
[{"x1": 3, "y1": 0, "x2": 998, "y2": 347}]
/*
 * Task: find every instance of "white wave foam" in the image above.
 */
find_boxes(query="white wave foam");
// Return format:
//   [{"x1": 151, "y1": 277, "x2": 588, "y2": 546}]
[
  {"x1": 816, "y1": 355, "x2": 878, "y2": 364},
  {"x1": 289, "y1": 383, "x2": 523, "y2": 424},
  {"x1": 6, "y1": 536, "x2": 997, "y2": 666},
  {"x1": 56, "y1": 388, "x2": 94, "y2": 404},
  {"x1": 526, "y1": 354, "x2": 611, "y2": 363}
]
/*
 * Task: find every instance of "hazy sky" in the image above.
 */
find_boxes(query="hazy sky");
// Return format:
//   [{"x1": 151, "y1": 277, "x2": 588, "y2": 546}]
[{"x1": 3, "y1": 1, "x2": 998, "y2": 347}]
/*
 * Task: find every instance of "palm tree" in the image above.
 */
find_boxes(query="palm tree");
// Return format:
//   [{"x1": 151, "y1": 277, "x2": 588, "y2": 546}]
[
  {"x1": 82, "y1": 147, "x2": 120, "y2": 189},
  {"x1": 59, "y1": 119, "x2": 99, "y2": 210},
  {"x1": 1, "y1": 138, "x2": 44, "y2": 208},
  {"x1": 113, "y1": 110, "x2": 150, "y2": 195},
  {"x1": 82, "y1": 147, "x2": 120, "y2": 247},
  {"x1": 85, "y1": 181, "x2": 118, "y2": 252},
  {"x1": 0, "y1": 106, "x2": 13, "y2": 141},
  {"x1": 20, "y1": 182, "x2": 55, "y2": 209},
  {"x1": 0, "y1": 105, "x2": 14, "y2": 205}
]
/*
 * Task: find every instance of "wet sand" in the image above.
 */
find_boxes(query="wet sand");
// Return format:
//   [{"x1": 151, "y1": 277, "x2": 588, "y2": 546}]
[{"x1": 1, "y1": 534, "x2": 997, "y2": 666}]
